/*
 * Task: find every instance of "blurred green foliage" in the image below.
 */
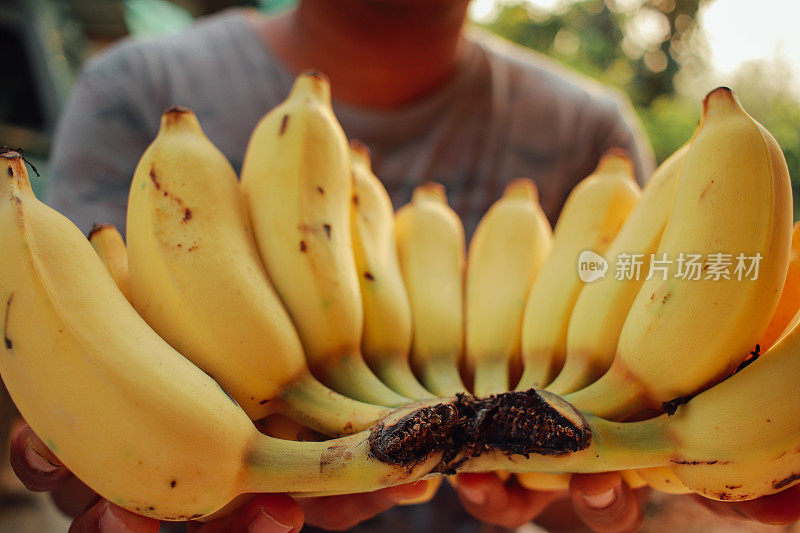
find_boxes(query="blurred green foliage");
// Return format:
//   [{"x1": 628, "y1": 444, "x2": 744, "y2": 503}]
[{"x1": 478, "y1": 0, "x2": 800, "y2": 216}]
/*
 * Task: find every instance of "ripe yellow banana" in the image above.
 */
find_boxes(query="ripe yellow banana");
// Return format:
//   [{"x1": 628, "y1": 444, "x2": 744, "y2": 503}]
[
  {"x1": 465, "y1": 179, "x2": 552, "y2": 396},
  {"x1": 464, "y1": 309, "x2": 800, "y2": 501},
  {"x1": 126, "y1": 108, "x2": 388, "y2": 436},
  {"x1": 240, "y1": 73, "x2": 408, "y2": 407},
  {"x1": 0, "y1": 151, "x2": 439, "y2": 520},
  {"x1": 88, "y1": 223, "x2": 132, "y2": 304},
  {"x1": 759, "y1": 222, "x2": 800, "y2": 350},
  {"x1": 635, "y1": 466, "x2": 692, "y2": 495},
  {"x1": 565, "y1": 88, "x2": 792, "y2": 420},
  {"x1": 349, "y1": 141, "x2": 433, "y2": 401},
  {"x1": 515, "y1": 150, "x2": 641, "y2": 390},
  {"x1": 395, "y1": 183, "x2": 467, "y2": 397},
  {"x1": 546, "y1": 145, "x2": 688, "y2": 395}
]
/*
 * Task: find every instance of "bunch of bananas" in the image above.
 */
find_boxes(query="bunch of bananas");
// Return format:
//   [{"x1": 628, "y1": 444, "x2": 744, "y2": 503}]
[{"x1": 1, "y1": 72, "x2": 798, "y2": 523}]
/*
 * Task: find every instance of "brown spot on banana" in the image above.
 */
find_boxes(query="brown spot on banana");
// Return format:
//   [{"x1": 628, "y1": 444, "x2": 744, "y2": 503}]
[
  {"x1": 149, "y1": 167, "x2": 161, "y2": 190},
  {"x1": 279, "y1": 115, "x2": 289, "y2": 135},
  {"x1": 773, "y1": 473, "x2": 800, "y2": 490},
  {"x1": 670, "y1": 459, "x2": 729, "y2": 465},
  {"x1": 3, "y1": 294, "x2": 13, "y2": 350}
]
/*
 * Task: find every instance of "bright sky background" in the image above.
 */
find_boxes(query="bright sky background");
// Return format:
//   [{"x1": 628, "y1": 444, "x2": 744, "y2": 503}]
[{"x1": 469, "y1": 0, "x2": 800, "y2": 89}]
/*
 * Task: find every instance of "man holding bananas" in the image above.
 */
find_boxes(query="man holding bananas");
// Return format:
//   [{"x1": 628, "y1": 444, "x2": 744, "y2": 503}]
[{"x1": 8, "y1": 0, "x2": 800, "y2": 532}]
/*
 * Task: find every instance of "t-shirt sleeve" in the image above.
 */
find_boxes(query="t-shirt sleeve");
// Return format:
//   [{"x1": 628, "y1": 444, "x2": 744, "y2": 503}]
[
  {"x1": 590, "y1": 91, "x2": 656, "y2": 187},
  {"x1": 44, "y1": 44, "x2": 158, "y2": 236}
]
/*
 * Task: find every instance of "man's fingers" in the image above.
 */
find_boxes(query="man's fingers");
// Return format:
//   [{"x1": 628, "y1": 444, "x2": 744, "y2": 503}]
[
  {"x1": 52, "y1": 475, "x2": 102, "y2": 518},
  {"x1": 191, "y1": 494, "x2": 303, "y2": 533},
  {"x1": 376, "y1": 480, "x2": 432, "y2": 503},
  {"x1": 297, "y1": 483, "x2": 423, "y2": 531},
  {"x1": 569, "y1": 472, "x2": 643, "y2": 533},
  {"x1": 68, "y1": 500, "x2": 160, "y2": 533},
  {"x1": 9, "y1": 422, "x2": 71, "y2": 492},
  {"x1": 734, "y1": 483, "x2": 800, "y2": 525},
  {"x1": 456, "y1": 472, "x2": 558, "y2": 528}
]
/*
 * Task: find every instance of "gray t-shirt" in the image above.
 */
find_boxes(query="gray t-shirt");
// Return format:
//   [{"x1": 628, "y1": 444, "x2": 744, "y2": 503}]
[{"x1": 46, "y1": 9, "x2": 653, "y2": 239}]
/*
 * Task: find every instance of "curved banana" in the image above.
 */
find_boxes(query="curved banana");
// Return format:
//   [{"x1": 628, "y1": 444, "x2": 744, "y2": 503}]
[
  {"x1": 465, "y1": 179, "x2": 552, "y2": 396},
  {"x1": 0, "y1": 151, "x2": 439, "y2": 520},
  {"x1": 547, "y1": 145, "x2": 688, "y2": 395},
  {"x1": 515, "y1": 150, "x2": 641, "y2": 390},
  {"x1": 566, "y1": 87, "x2": 792, "y2": 420},
  {"x1": 240, "y1": 73, "x2": 408, "y2": 407},
  {"x1": 126, "y1": 108, "x2": 387, "y2": 436},
  {"x1": 88, "y1": 223, "x2": 132, "y2": 304},
  {"x1": 395, "y1": 183, "x2": 467, "y2": 397},
  {"x1": 759, "y1": 222, "x2": 800, "y2": 350},
  {"x1": 349, "y1": 141, "x2": 433, "y2": 401}
]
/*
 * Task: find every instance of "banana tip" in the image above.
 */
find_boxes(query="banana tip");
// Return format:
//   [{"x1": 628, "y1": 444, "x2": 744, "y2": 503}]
[
  {"x1": 301, "y1": 69, "x2": 330, "y2": 83},
  {"x1": 595, "y1": 148, "x2": 635, "y2": 179},
  {"x1": 160, "y1": 106, "x2": 200, "y2": 132},
  {"x1": 88, "y1": 223, "x2": 115, "y2": 241},
  {"x1": 702, "y1": 87, "x2": 741, "y2": 115},
  {"x1": 413, "y1": 182, "x2": 447, "y2": 203},
  {"x1": 163, "y1": 106, "x2": 192, "y2": 115},
  {"x1": 349, "y1": 139, "x2": 371, "y2": 161},
  {"x1": 1, "y1": 148, "x2": 21, "y2": 160},
  {"x1": 505, "y1": 178, "x2": 539, "y2": 202}
]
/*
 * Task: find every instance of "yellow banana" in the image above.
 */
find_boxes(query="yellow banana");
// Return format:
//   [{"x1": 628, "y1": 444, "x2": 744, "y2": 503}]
[
  {"x1": 395, "y1": 183, "x2": 467, "y2": 396},
  {"x1": 566, "y1": 87, "x2": 792, "y2": 420},
  {"x1": 0, "y1": 150, "x2": 439, "y2": 520},
  {"x1": 547, "y1": 145, "x2": 688, "y2": 395},
  {"x1": 515, "y1": 150, "x2": 641, "y2": 390},
  {"x1": 465, "y1": 179, "x2": 552, "y2": 396},
  {"x1": 349, "y1": 141, "x2": 433, "y2": 401},
  {"x1": 126, "y1": 108, "x2": 388, "y2": 436},
  {"x1": 88, "y1": 223, "x2": 132, "y2": 304},
  {"x1": 240, "y1": 73, "x2": 408, "y2": 407}
]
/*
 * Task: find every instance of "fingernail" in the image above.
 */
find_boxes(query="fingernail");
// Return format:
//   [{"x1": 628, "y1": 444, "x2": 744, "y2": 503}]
[
  {"x1": 582, "y1": 487, "x2": 618, "y2": 509},
  {"x1": 250, "y1": 509, "x2": 293, "y2": 533},
  {"x1": 458, "y1": 484, "x2": 487, "y2": 506},
  {"x1": 24, "y1": 439, "x2": 58, "y2": 474},
  {"x1": 99, "y1": 504, "x2": 133, "y2": 532}
]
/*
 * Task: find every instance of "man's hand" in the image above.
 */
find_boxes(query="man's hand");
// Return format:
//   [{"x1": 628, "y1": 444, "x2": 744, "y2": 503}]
[
  {"x1": 9, "y1": 422, "x2": 429, "y2": 532},
  {"x1": 457, "y1": 470, "x2": 800, "y2": 532},
  {"x1": 694, "y1": 484, "x2": 800, "y2": 525},
  {"x1": 455, "y1": 472, "x2": 643, "y2": 532}
]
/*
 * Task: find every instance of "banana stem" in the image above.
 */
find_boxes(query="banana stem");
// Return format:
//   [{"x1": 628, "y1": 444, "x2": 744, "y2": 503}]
[
  {"x1": 473, "y1": 357, "x2": 510, "y2": 397},
  {"x1": 369, "y1": 355, "x2": 436, "y2": 401},
  {"x1": 316, "y1": 353, "x2": 411, "y2": 407},
  {"x1": 515, "y1": 356, "x2": 561, "y2": 392},
  {"x1": 546, "y1": 362, "x2": 593, "y2": 396},
  {"x1": 241, "y1": 430, "x2": 439, "y2": 495},
  {"x1": 278, "y1": 373, "x2": 390, "y2": 436},
  {"x1": 563, "y1": 368, "x2": 648, "y2": 420},
  {"x1": 460, "y1": 415, "x2": 671, "y2": 474},
  {"x1": 418, "y1": 356, "x2": 467, "y2": 397}
]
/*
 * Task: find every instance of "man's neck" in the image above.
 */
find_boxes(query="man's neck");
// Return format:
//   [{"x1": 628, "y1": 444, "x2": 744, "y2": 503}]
[{"x1": 252, "y1": 0, "x2": 470, "y2": 107}]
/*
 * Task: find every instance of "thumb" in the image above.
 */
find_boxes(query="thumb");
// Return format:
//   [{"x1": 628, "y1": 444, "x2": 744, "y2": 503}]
[{"x1": 569, "y1": 472, "x2": 642, "y2": 533}]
